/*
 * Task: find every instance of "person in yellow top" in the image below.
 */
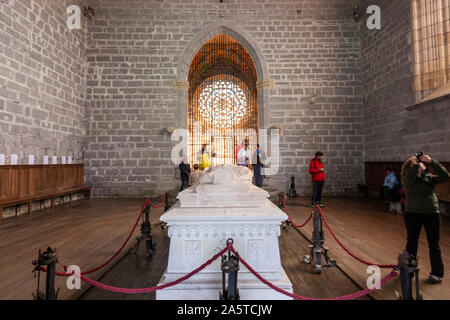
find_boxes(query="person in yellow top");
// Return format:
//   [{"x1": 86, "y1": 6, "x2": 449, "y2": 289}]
[{"x1": 197, "y1": 144, "x2": 213, "y2": 170}]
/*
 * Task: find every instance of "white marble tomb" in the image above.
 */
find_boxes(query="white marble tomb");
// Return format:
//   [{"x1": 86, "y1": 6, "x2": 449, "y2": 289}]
[{"x1": 156, "y1": 165, "x2": 293, "y2": 300}]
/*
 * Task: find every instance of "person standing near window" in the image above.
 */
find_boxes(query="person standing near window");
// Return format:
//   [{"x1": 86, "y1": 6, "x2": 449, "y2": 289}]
[
  {"x1": 309, "y1": 152, "x2": 325, "y2": 207},
  {"x1": 401, "y1": 154, "x2": 450, "y2": 284},
  {"x1": 237, "y1": 143, "x2": 251, "y2": 168},
  {"x1": 198, "y1": 144, "x2": 212, "y2": 170},
  {"x1": 189, "y1": 164, "x2": 201, "y2": 186},
  {"x1": 252, "y1": 144, "x2": 265, "y2": 187},
  {"x1": 179, "y1": 156, "x2": 191, "y2": 192}
]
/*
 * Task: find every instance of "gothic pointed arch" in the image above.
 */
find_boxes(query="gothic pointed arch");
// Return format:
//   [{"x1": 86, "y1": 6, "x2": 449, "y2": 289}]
[{"x1": 187, "y1": 35, "x2": 258, "y2": 166}]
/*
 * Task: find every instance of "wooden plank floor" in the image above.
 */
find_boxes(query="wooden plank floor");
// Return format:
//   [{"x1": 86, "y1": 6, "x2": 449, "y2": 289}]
[
  {"x1": 0, "y1": 198, "x2": 158, "y2": 300},
  {"x1": 80, "y1": 201, "x2": 367, "y2": 300},
  {"x1": 4, "y1": 197, "x2": 448, "y2": 300},
  {"x1": 283, "y1": 197, "x2": 450, "y2": 300}
]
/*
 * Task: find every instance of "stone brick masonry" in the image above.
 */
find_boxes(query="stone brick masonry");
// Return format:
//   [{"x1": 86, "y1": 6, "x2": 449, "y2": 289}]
[
  {"x1": 0, "y1": 0, "x2": 88, "y2": 164},
  {"x1": 84, "y1": 0, "x2": 364, "y2": 197},
  {"x1": 361, "y1": 0, "x2": 450, "y2": 162},
  {"x1": 1, "y1": 0, "x2": 447, "y2": 198}
]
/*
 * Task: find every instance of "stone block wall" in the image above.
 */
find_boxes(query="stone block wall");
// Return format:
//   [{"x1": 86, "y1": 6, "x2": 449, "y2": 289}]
[
  {"x1": 360, "y1": 0, "x2": 450, "y2": 163},
  {"x1": 85, "y1": 0, "x2": 364, "y2": 197},
  {"x1": 0, "y1": 0, "x2": 88, "y2": 165}
]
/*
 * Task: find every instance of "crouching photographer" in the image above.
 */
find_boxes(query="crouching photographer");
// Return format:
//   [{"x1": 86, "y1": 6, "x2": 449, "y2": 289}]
[{"x1": 401, "y1": 153, "x2": 450, "y2": 284}]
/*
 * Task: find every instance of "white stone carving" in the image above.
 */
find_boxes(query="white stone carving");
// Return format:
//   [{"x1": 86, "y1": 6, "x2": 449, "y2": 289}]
[
  {"x1": 157, "y1": 164, "x2": 293, "y2": 300},
  {"x1": 247, "y1": 240, "x2": 264, "y2": 268},
  {"x1": 185, "y1": 240, "x2": 201, "y2": 268}
]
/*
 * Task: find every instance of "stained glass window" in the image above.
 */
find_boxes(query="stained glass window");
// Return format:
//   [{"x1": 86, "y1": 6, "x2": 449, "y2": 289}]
[
  {"x1": 188, "y1": 35, "x2": 258, "y2": 166},
  {"x1": 198, "y1": 81, "x2": 247, "y2": 129}
]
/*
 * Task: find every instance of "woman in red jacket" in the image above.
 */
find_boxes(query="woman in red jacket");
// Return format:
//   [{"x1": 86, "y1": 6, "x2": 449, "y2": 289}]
[{"x1": 309, "y1": 152, "x2": 326, "y2": 207}]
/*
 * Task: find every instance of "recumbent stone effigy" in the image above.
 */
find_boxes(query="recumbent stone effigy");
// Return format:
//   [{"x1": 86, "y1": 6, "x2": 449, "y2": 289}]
[{"x1": 156, "y1": 165, "x2": 293, "y2": 300}]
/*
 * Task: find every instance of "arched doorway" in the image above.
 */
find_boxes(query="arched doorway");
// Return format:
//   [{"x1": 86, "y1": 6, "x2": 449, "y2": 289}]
[{"x1": 188, "y1": 35, "x2": 258, "y2": 167}]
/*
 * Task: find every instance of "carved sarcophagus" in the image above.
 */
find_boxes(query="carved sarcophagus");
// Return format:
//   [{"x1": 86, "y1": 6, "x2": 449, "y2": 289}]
[{"x1": 156, "y1": 165, "x2": 293, "y2": 300}]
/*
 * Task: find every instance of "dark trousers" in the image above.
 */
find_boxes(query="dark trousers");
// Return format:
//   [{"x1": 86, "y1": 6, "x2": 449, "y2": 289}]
[
  {"x1": 379, "y1": 186, "x2": 389, "y2": 201},
  {"x1": 180, "y1": 178, "x2": 188, "y2": 192},
  {"x1": 312, "y1": 180, "x2": 325, "y2": 205},
  {"x1": 404, "y1": 212, "x2": 444, "y2": 277},
  {"x1": 253, "y1": 164, "x2": 263, "y2": 187}
]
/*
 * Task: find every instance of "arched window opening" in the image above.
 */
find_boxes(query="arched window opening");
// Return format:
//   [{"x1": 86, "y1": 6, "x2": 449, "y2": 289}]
[{"x1": 188, "y1": 35, "x2": 258, "y2": 166}]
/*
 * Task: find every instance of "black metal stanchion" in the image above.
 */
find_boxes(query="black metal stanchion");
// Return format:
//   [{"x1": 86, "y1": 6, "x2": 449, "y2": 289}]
[
  {"x1": 220, "y1": 239, "x2": 240, "y2": 300},
  {"x1": 303, "y1": 208, "x2": 336, "y2": 274},
  {"x1": 164, "y1": 192, "x2": 169, "y2": 212},
  {"x1": 397, "y1": 251, "x2": 422, "y2": 300},
  {"x1": 288, "y1": 176, "x2": 297, "y2": 198},
  {"x1": 32, "y1": 247, "x2": 59, "y2": 300},
  {"x1": 131, "y1": 200, "x2": 156, "y2": 257},
  {"x1": 279, "y1": 193, "x2": 291, "y2": 230}
]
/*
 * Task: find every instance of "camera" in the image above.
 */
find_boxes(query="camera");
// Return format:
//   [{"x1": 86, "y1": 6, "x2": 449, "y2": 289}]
[
  {"x1": 415, "y1": 151, "x2": 424, "y2": 162},
  {"x1": 415, "y1": 151, "x2": 429, "y2": 174}
]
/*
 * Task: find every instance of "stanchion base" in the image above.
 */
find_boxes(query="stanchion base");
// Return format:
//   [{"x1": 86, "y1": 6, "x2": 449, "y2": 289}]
[
  {"x1": 157, "y1": 270, "x2": 293, "y2": 300},
  {"x1": 303, "y1": 245, "x2": 336, "y2": 274}
]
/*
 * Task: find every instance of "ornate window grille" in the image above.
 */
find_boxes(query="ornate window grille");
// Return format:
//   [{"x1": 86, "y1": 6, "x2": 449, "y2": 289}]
[{"x1": 188, "y1": 35, "x2": 258, "y2": 166}]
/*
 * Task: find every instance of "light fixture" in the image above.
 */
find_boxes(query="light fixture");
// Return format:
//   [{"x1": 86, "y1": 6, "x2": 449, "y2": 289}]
[
  {"x1": 83, "y1": 6, "x2": 95, "y2": 19},
  {"x1": 165, "y1": 126, "x2": 176, "y2": 135},
  {"x1": 352, "y1": 5, "x2": 361, "y2": 22}
]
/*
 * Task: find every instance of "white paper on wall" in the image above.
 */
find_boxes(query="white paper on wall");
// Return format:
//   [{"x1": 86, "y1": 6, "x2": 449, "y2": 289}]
[
  {"x1": 11, "y1": 154, "x2": 18, "y2": 165},
  {"x1": 68, "y1": 156, "x2": 73, "y2": 164},
  {"x1": 62, "y1": 156, "x2": 66, "y2": 164},
  {"x1": 52, "y1": 156, "x2": 57, "y2": 164},
  {"x1": 0, "y1": 154, "x2": 4, "y2": 165},
  {"x1": 43, "y1": 156, "x2": 49, "y2": 165},
  {"x1": 28, "y1": 155, "x2": 35, "y2": 165}
]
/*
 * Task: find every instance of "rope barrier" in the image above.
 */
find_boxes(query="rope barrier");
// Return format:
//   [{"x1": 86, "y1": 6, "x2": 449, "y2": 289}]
[
  {"x1": 147, "y1": 196, "x2": 167, "y2": 209},
  {"x1": 44, "y1": 197, "x2": 167, "y2": 277},
  {"x1": 74, "y1": 243, "x2": 231, "y2": 294},
  {"x1": 35, "y1": 195, "x2": 402, "y2": 300},
  {"x1": 62, "y1": 240, "x2": 398, "y2": 300},
  {"x1": 314, "y1": 205, "x2": 397, "y2": 269},
  {"x1": 281, "y1": 197, "x2": 313, "y2": 229},
  {"x1": 229, "y1": 245, "x2": 398, "y2": 300}
]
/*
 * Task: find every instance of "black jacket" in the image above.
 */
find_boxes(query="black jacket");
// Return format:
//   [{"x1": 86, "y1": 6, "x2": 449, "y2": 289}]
[{"x1": 179, "y1": 162, "x2": 191, "y2": 180}]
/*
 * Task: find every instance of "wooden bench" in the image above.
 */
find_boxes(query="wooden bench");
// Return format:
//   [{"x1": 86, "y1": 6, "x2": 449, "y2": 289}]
[
  {"x1": 357, "y1": 183, "x2": 380, "y2": 198},
  {"x1": 358, "y1": 162, "x2": 403, "y2": 199},
  {"x1": 359, "y1": 161, "x2": 450, "y2": 205},
  {"x1": 0, "y1": 164, "x2": 91, "y2": 222}
]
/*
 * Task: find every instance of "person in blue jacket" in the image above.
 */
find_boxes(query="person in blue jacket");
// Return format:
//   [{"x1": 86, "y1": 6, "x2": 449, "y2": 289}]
[{"x1": 380, "y1": 167, "x2": 399, "y2": 200}]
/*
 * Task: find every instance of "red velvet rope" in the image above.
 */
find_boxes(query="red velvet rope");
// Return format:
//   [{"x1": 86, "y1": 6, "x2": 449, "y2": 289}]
[
  {"x1": 230, "y1": 245, "x2": 398, "y2": 300},
  {"x1": 37, "y1": 195, "x2": 401, "y2": 299},
  {"x1": 314, "y1": 205, "x2": 397, "y2": 269},
  {"x1": 46, "y1": 197, "x2": 167, "y2": 277},
  {"x1": 281, "y1": 197, "x2": 313, "y2": 228},
  {"x1": 147, "y1": 196, "x2": 167, "y2": 208},
  {"x1": 67, "y1": 241, "x2": 398, "y2": 300},
  {"x1": 74, "y1": 243, "x2": 230, "y2": 294}
]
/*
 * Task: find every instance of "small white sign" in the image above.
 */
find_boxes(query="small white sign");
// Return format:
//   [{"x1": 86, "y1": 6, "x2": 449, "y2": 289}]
[
  {"x1": 52, "y1": 156, "x2": 57, "y2": 164},
  {"x1": 11, "y1": 154, "x2": 18, "y2": 165},
  {"x1": 28, "y1": 155, "x2": 35, "y2": 165},
  {"x1": 0, "y1": 154, "x2": 4, "y2": 165},
  {"x1": 43, "y1": 156, "x2": 49, "y2": 165},
  {"x1": 68, "y1": 156, "x2": 73, "y2": 164},
  {"x1": 62, "y1": 156, "x2": 66, "y2": 164}
]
